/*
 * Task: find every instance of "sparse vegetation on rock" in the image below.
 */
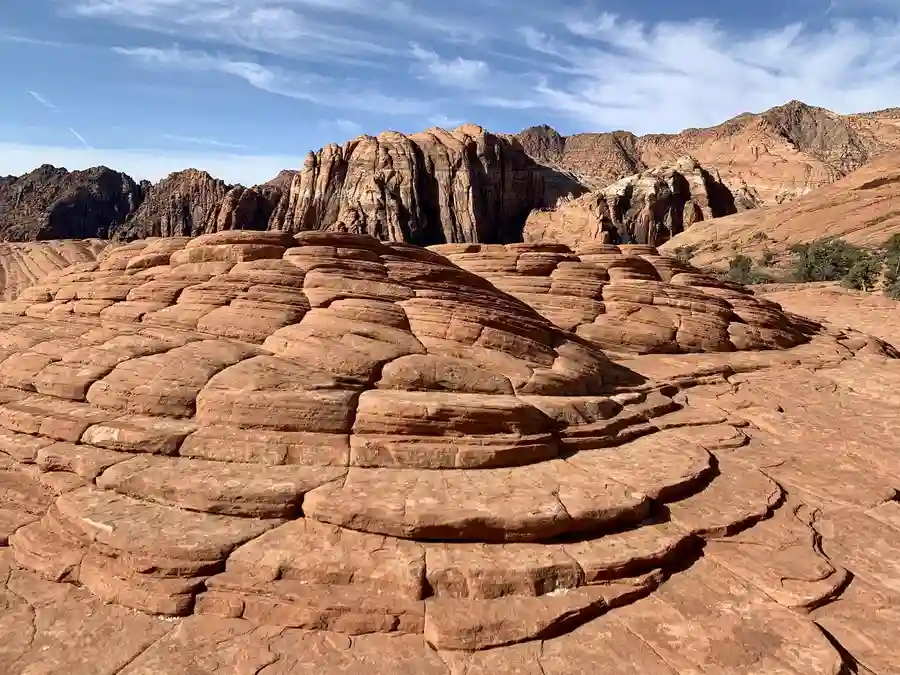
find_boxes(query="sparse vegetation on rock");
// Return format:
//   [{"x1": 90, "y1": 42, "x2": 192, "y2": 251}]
[
  {"x1": 726, "y1": 254, "x2": 770, "y2": 285},
  {"x1": 882, "y1": 233, "x2": 900, "y2": 299},
  {"x1": 673, "y1": 244, "x2": 699, "y2": 263},
  {"x1": 788, "y1": 239, "x2": 875, "y2": 284}
]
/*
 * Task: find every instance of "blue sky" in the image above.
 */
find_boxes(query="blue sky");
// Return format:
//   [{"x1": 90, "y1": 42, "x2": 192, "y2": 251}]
[{"x1": 2, "y1": 0, "x2": 900, "y2": 184}]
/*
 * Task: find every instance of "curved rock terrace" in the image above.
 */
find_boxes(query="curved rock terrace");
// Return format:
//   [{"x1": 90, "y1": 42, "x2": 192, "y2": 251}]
[
  {"x1": 0, "y1": 230, "x2": 898, "y2": 674},
  {"x1": 0, "y1": 239, "x2": 106, "y2": 301},
  {"x1": 431, "y1": 242, "x2": 816, "y2": 355}
]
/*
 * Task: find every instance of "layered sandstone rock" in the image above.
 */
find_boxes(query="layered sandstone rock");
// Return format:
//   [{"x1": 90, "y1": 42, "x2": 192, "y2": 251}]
[
  {"x1": 113, "y1": 169, "x2": 278, "y2": 240},
  {"x1": 432, "y1": 241, "x2": 815, "y2": 355},
  {"x1": 0, "y1": 240, "x2": 107, "y2": 300},
  {"x1": 662, "y1": 149, "x2": 900, "y2": 268},
  {"x1": 0, "y1": 164, "x2": 145, "y2": 241},
  {"x1": 267, "y1": 124, "x2": 586, "y2": 245},
  {"x1": 516, "y1": 101, "x2": 900, "y2": 205},
  {"x1": 523, "y1": 156, "x2": 753, "y2": 247},
  {"x1": 1, "y1": 231, "x2": 899, "y2": 673}
]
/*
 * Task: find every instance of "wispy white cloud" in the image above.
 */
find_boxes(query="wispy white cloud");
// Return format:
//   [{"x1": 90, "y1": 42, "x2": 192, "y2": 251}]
[
  {"x1": 63, "y1": 0, "x2": 482, "y2": 66},
  {"x1": 27, "y1": 90, "x2": 59, "y2": 112},
  {"x1": 113, "y1": 45, "x2": 436, "y2": 115},
  {"x1": 39, "y1": 0, "x2": 900, "y2": 143},
  {"x1": 68, "y1": 128, "x2": 92, "y2": 149},
  {"x1": 161, "y1": 133, "x2": 250, "y2": 150},
  {"x1": 510, "y1": 13, "x2": 900, "y2": 132},
  {"x1": 429, "y1": 114, "x2": 466, "y2": 128},
  {"x1": 25, "y1": 90, "x2": 94, "y2": 152},
  {"x1": 3, "y1": 34, "x2": 70, "y2": 48},
  {"x1": 409, "y1": 44, "x2": 490, "y2": 89},
  {"x1": 0, "y1": 141, "x2": 297, "y2": 184}
]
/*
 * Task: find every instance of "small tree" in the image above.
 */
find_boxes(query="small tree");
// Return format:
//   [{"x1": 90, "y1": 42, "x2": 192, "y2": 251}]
[
  {"x1": 790, "y1": 239, "x2": 868, "y2": 282},
  {"x1": 883, "y1": 234, "x2": 900, "y2": 299},
  {"x1": 842, "y1": 254, "x2": 882, "y2": 292}
]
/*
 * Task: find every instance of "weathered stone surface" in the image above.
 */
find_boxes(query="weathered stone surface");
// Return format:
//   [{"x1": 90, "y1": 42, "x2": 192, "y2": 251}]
[
  {"x1": 705, "y1": 501, "x2": 849, "y2": 610},
  {"x1": 524, "y1": 155, "x2": 747, "y2": 247},
  {"x1": 0, "y1": 230, "x2": 897, "y2": 671},
  {"x1": 813, "y1": 578, "x2": 900, "y2": 675},
  {"x1": 268, "y1": 125, "x2": 586, "y2": 246},
  {"x1": 117, "y1": 617, "x2": 449, "y2": 674},
  {"x1": 113, "y1": 169, "x2": 278, "y2": 240},
  {"x1": 616, "y1": 558, "x2": 844, "y2": 674},
  {"x1": 0, "y1": 549, "x2": 174, "y2": 675},
  {"x1": 0, "y1": 164, "x2": 143, "y2": 242},
  {"x1": 0, "y1": 240, "x2": 107, "y2": 301},
  {"x1": 0, "y1": 470, "x2": 54, "y2": 543},
  {"x1": 96, "y1": 455, "x2": 345, "y2": 517},
  {"x1": 433, "y1": 242, "x2": 815, "y2": 354}
]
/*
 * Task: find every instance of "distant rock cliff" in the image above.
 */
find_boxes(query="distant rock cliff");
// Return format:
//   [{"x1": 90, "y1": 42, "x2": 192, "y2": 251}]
[
  {"x1": 265, "y1": 124, "x2": 586, "y2": 245},
  {"x1": 114, "y1": 169, "x2": 277, "y2": 239},
  {"x1": 524, "y1": 156, "x2": 754, "y2": 247},
  {"x1": 112, "y1": 126, "x2": 586, "y2": 245},
  {"x1": 0, "y1": 165, "x2": 144, "y2": 241},
  {"x1": 514, "y1": 100, "x2": 900, "y2": 205},
  {"x1": 4, "y1": 100, "x2": 900, "y2": 248}
]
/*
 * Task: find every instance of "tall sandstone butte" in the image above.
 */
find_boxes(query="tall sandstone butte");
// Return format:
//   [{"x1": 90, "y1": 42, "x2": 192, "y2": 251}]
[
  {"x1": 108, "y1": 125, "x2": 585, "y2": 246},
  {"x1": 265, "y1": 124, "x2": 586, "y2": 245}
]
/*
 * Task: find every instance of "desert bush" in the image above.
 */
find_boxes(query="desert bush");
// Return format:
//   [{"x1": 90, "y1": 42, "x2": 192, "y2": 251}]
[
  {"x1": 882, "y1": 234, "x2": 900, "y2": 298},
  {"x1": 750, "y1": 231, "x2": 769, "y2": 242},
  {"x1": 727, "y1": 254, "x2": 769, "y2": 285},
  {"x1": 789, "y1": 239, "x2": 872, "y2": 283},
  {"x1": 673, "y1": 244, "x2": 699, "y2": 263},
  {"x1": 842, "y1": 254, "x2": 883, "y2": 292},
  {"x1": 759, "y1": 247, "x2": 776, "y2": 267}
]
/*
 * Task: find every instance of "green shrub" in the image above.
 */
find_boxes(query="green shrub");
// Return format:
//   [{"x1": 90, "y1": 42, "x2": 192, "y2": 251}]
[
  {"x1": 727, "y1": 254, "x2": 769, "y2": 285},
  {"x1": 673, "y1": 244, "x2": 699, "y2": 264},
  {"x1": 789, "y1": 239, "x2": 871, "y2": 283},
  {"x1": 842, "y1": 255, "x2": 882, "y2": 292},
  {"x1": 882, "y1": 234, "x2": 900, "y2": 298}
]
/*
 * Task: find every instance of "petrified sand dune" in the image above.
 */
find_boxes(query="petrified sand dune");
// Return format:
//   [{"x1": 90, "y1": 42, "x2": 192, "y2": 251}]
[
  {"x1": 431, "y1": 241, "x2": 816, "y2": 355},
  {"x1": 0, "y1": 231, "x2": 899, "y2": 673},
  {"x1": 0, "y1": 239, "x2": 107, "y2": 300}
]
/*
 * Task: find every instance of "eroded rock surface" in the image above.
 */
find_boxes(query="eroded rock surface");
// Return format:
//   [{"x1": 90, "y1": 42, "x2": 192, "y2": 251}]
[
  {"x1": 0, "y1": 231, "x2": 898, "y2": 673},
  {"x1": 524, "y1": 155, "x2": 754, "y2": 247},
  {"x1": 432, "y1": 241, "x2": 816, "y2": 355},
  {"x1": 0, "y1": 164, "x2": 145, "y2": 241},
  {"x1": 114, "y1": 169, "x2": 278, "y2": 240},
  {"x1": 0, "y1": 239, "x2": 107, "y2": 300},
  {"x1": 267, "y1": 124, "x2": 586, "y2": 245},
  {"x1": 515, "y1": 100, "x2": 900, "y2": 205}
]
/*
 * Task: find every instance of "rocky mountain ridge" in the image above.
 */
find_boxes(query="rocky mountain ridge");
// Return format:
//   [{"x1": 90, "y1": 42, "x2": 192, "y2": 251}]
[
  {"x1": 3, "y1": 100, "x2": 899, "y2": 248},
  {"x1": 513, "y1": 100, "x2": 900, "y2": 204},
  {"x1": 660, "y1": 149, "x2": 900, "y2": 267},
  {"x1": 1, "y1": 125, "x2": 586, "y2": 246},
  {"x1": 0, "y1": 164, "x2": 146, "y2": 241}
]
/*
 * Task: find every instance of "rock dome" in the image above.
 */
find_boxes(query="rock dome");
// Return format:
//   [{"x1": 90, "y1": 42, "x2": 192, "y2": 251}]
[
  {"x1": 430, "y1": 242, "x2": 815, "y2": 355},
  {"x1": 0, "y1": 231, "x2": 894, "y2": 672}
]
